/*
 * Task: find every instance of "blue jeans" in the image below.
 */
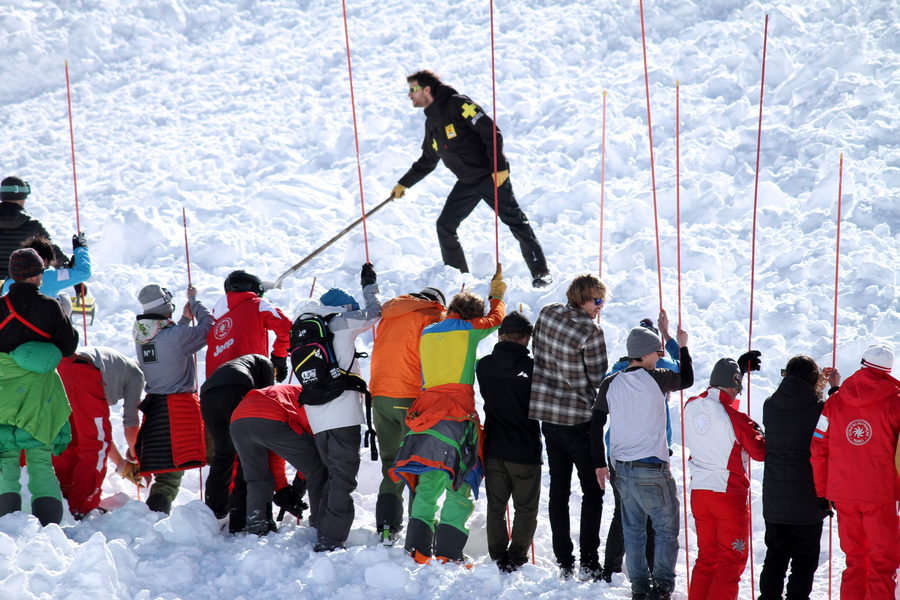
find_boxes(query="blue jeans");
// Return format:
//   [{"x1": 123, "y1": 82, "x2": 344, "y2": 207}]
[{"x1": 614, "y1": 460, "x2": 680, "y2": 594}]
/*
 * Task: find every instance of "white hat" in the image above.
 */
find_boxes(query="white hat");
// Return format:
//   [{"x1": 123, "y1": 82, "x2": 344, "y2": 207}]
[{"x1": 861, "y1": 343, "x2": 894, "y2": 372}]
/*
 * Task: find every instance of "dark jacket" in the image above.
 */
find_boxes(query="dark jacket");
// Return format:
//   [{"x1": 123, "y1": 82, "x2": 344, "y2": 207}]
[
  {"x1": 0, "y1": 282, "x2": 79, "y2": 355},
  {"x1": 200, "y1": 353, "x2": 275, "y2": 396},
  {"x1": 762, "y1": 376, "x2": 828, "y2": 525},
  {"x1": 476, "y1": 341, "x2": 542, "y2": 465},
  {"x1": 0, "y1": 203, "x2": 66, "y2": 279},
  {"x1": 398, "y1": 84, "x2": 510, "y2": 188}
]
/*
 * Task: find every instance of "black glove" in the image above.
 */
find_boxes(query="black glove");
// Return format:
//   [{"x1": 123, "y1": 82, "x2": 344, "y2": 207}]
[
  {"x1": 272, "y1": 354, "x2": 288, "y2": 383},
  {"x1": 360, "y1": 262, "x2": 377, "y2": 287},
  {"x1": 819, "y1": 497, "x2": 835, "y2": 517},
  {"x1": 72, "y1": 232, "x2": 88, "y2": 251},
  {"x1": 273, "y1": 484, "x2": 308, "y2": 520},
  {"x1": 738, "y1": 350, "x2": 762, "y2": 374}
]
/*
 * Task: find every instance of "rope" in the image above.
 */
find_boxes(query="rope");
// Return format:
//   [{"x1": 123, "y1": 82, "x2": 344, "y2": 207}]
[
  {"x1": 676, "y1": 78, "x2": 691, "y2": 589},
  {"x1": 65, "y1": 61, "x2": 89, "y2": 345},
  {"x1": 489, "y1": 0, "x2": 500, "y2": 266},
  {"x1": 746, "y1": 15, "x2": 770, "y2": 599},
  {"x1": 340, "y1": 0, "x2": 370, "y2": 263},
  {"x1": 638, "y1": 0, "x2": 663, "y2": 311},
  {"x1": 599, "y1": 90, "x2": 607, "y2": 280},
  {"x1": 829, "y1": 152, "x2": 843, "y2": 600}
]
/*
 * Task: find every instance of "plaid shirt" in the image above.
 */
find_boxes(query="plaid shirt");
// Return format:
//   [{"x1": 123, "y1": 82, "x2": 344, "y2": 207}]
[{"x1": 528, "y1": 302, "x2": 607, "y2": 426}]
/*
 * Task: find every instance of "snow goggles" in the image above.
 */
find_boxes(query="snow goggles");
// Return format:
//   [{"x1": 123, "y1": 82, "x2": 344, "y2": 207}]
[
  {"x1": 408, "y1": 85, "x2": 422, "y2": 94},
  {"x1": 0, "y1": 181, "x2": 31, "y2": 195}
]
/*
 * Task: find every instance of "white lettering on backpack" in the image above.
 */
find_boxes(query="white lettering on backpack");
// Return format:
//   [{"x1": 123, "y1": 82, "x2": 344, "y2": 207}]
[
  {"x1": 301, "y1": 369, "x2": 317, "y2": 384},
  {"x1": 212, "y1": 338, "x2": 235, "y2": 357}
]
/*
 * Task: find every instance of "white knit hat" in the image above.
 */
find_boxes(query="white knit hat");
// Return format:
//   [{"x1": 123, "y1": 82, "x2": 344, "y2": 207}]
[{"x1": 861, "y1": 343, "x2": 894, "y2": 372}]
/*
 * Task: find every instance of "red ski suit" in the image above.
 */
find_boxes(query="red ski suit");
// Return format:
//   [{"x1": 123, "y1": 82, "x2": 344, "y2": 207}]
[
  {"x1": 205, "y1": 292, "x2": 292, "y2": 377},
  {"x1": 53, "y1": 356, "x2": 112, "y2": 517},
  {"x1": 811, "y1": 366, "x2": 900, "y2": 600}
]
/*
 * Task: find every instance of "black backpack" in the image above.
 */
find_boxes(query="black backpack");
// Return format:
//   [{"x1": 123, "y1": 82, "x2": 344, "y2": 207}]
[{"x1": 289, "y1": 313, "x2": 378, "y2": 459}]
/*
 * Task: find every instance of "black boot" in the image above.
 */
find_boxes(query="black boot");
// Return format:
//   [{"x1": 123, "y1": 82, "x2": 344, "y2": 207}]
[
  {"x1": 375, "y1": 493, "x2": 404, "y2": 545},
  {"x1": 404, "y1": 517, "x2": 434, "y2": 562},
  {"x1": 0, "y1": 492, "x2": 21, "y2": 518},
  {"x1": 433, "y1": 523, "x2": 468, "y2": 563},
  {"x1": 31, "y1": 496, "x2": 63, "y2": 526},
  {"x1": 246, "y1": 506, "x2": 268, "y2": 536},
  {"x1": 146, "y1": 493, "x2": 172, "y2": 515}
]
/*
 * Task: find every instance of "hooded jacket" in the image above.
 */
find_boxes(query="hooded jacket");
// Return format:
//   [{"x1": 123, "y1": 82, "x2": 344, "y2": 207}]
[
  {"x1": 232, "y1": 385, "x2": 311, "y2": 437},
  {"x1": 294, "y1": 284, "x2": 382, "y2": 434},
  {"x1": 0, "y1": 282, "x2": 79, "y2": 355},
  {"x1": 0, "y1": 203, "x2": 66, "y2": 280},
  {"x1": 476, "y1": 340, "x2": 541, "y2": 465},
  {"x1": 811, "y1": 366, "x2": 900, "y2": 503},
  {"x1": 1, "y1": 246, "x2": 92, "y2": 298},
  {"x1": 205, "y1": 292, "x2": 292, "y2": 377},
  {"x1": 762, "y1": 376, "x2": 828, "y2": 524},
  {"x1": 398, "y1": 84, "x2": 510, "y2": 188},
  {"x1": 369, "y1": 295, "x2": 444, "y2": 399}
]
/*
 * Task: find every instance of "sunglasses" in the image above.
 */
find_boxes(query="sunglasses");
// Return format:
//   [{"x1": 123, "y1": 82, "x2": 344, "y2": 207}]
[
  {"x1": 656, "y1": 350, "x2": 665, "y2": 357},
  {"x1": 408, "y1": 85, "x2": 422, "y2": 94},
  {"x1": 593, "y1": 297, "x2": 605, "y2": 307}
]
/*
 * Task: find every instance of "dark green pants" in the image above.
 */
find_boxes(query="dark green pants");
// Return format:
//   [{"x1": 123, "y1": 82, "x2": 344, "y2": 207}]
[
  {"x1": 150, "y1": 470, "x2": 184, "y2": 504},
  {"x1": 373, "y1": 396, "x2": 414, "y2": 498},
  {"x1": 484, "y1": 457, "x2": 541, "y2": 564}
]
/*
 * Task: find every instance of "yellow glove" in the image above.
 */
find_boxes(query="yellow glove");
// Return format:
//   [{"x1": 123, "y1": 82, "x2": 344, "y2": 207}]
[
  {"x1": 492, "y1": 170, "x2": 509, "y2": 187},
  {"x1": 489, "y1": 263, "x2": 506, "y2": 300},
  {"x1": 391, "y1": 184, "x2": 407, "y2": 199},
  {"x1": 118, "y1": 461, "x2": 146, "y2": 487}
]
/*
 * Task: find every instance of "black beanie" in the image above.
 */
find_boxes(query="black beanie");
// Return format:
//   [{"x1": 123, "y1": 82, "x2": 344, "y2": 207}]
[
  {"x1": 0, "y1": 176, "x2": 30, "y2": 202},
  {"x1": 499, "y1": 311, "x2": 533, "y2": 336}
]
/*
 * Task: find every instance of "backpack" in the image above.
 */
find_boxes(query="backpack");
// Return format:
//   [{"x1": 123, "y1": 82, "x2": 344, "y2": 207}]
[{"x1": 288, "y1": 313, "x2": 378, "y2": 459}]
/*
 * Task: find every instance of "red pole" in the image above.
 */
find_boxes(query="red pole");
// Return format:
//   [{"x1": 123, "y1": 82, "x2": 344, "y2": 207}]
[
  {"x1": 309, "y1": 277, "x2": 317, "y2": 298},
  {"x1": 638, "y1": 0, "x2": 663, "y2": 312},
  {"x1": 676, "y1": 78, "x2": 691, "y2": 589},
  {"x1": 829, "y1": 153, "x2": 843, "y2": 600},
  {"x1": 340, "y1": 0, "x2": 370, "y2": 264},
  {"x1": 65, "y1": 60, "x2": 89, "y2": 345},
  {"x1": 489, "y1": 0, "x2": 500, "y2": 266},
  {"x1": 746, "y1": 16, "x2": 769, "y2": 599},
  {"x1": 182, "y1": 207, "x2": 203, "y2": 500},
  {"x1": 599, "y1": 90, "x2": 607, "y2": 280}
]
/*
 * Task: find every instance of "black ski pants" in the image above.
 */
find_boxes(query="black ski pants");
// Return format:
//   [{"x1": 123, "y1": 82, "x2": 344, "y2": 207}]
[
  {"x1": 200, "y1": 383, "x2": 252, "y2": 521},
  {"x1": 315, "y1": 425, "x2": 361, "y2": 543},
  {"x1": 605, "y1": 463, "x2": 655, "y2": 574},
  {"x1": 484, "y1": 457, "x2": 541, "y2": 565},
  {"x1": 758, "y1": 520, "x2": 823, "y2": 600},
  {"x1": 437, "y1": 177, "x2": 547, "y2": 276},
  {"x1": 541, "y1": 421, "x2": 604, "y2": 568}
]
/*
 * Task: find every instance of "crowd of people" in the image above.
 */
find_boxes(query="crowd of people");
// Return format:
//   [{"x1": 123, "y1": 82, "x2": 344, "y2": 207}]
[{"x1": 1, "y1": 96, "x2": 900, "y2": 600}]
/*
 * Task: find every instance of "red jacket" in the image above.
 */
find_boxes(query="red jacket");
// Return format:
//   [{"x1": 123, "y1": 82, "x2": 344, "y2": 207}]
[
  {"x1": 811, "y1": 367, "x2": 900, "y2": 503},
  {"x1": 205, "y1": 292, "x2": 292, "y2": 377},
  {"x1": 231, "y1": 385, "x2": 311, "y2": 437}
]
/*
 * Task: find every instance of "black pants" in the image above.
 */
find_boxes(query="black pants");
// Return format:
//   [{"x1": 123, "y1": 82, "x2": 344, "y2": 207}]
[
  {"x1": 484, "y1": 457, "x2": 541, "y2": 564},
  {"x1": 542, "y1": 421, "x2": 604, "y2": 568},
  {"x1": 605, "y1": 464, "x2": 655, "y2": 574},
  {"x1": 200, "y1": 384, "x2": 252, "y2": 522},
  {"x1": 314, "y1": 426, "x2": 361, "y2": 543},
  {"x1": 437, "y1": 177, "x2": 547, "y2": 276},
  {"x1": 758, "y1": 520, "x2": 823, "y2": 600}
]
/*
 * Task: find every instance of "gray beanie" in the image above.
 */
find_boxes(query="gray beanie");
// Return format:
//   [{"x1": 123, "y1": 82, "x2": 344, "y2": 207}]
[
  {"x1": 710, "y1": 358, "x2": 743, "y2": 392},
  {"x1": 626, "y1": 326, "x2": 661, "y2": 358},
  {"x1": 138, "y1": 284, "x2": 175, "y2": 316}
]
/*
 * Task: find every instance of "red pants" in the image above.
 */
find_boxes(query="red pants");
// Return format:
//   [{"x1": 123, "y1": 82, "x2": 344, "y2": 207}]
[
  {"x1": 54, "y1": 358, "x2": 112, "y2": 517},
  {"x1": 837, "y1": 501, "x2": 900, "y2": 600},
  {"x1": 689, "y1": 489, "x2": 750, "y2": 600}
]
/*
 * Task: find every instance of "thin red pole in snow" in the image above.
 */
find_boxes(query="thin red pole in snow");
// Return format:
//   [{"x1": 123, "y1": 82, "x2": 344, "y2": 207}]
[
  {"x1": 489, "y1": 0, "x2": 500, "y2": 266},
  {"x1": 746, "y1": 15, "x2": 769, "y2": 599},
  {"x1": 65, "y1": 60, "x2": 89, "y2": 345},
  {"x1": 182, "y1": 208, "x2": 203, "y2": 500},
  {"x1": 309, "y1": 277, "x2": 317, "y2": 299},
  {"x1": 829, "y1": 153, "x2": 843, "y2": 600},
  {"x1": 638, "y1": 0, "x2": 663, "y2": 312},
  {"x1": 599, "y1": 90, "x2": 607, "y2": 280},
  {"x1": 676, "y1": 79, "x2": 691, "y2": 589},
  {"x1": 340, "y1": 0, "x2": 370, "y2": 263}
]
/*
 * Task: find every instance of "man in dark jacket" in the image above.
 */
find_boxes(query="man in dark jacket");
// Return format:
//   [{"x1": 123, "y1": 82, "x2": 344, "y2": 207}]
[
  {"x1": 759, "y1": 355, "x2": 840, "y2": 600},
  {"x1": 476, "y1": 311, "x2": 541, "y2": 572},
  {"x1": 389, "y1": 70, "x2": 551, "y2": 288},
  {"x1": 0, "y1": 177, "x2": 67, "y2": 280}
]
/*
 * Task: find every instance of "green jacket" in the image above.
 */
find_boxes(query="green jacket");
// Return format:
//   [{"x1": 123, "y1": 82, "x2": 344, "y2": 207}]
[{"x1": 0, "y1": 353, "x2": 72, "y2": 454}]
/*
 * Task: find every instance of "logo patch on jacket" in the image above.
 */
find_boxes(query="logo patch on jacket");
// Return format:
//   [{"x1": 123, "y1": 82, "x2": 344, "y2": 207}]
[
  {"x1": 141, "y1": 343, "x2": 158, "y2": 364},
  {"x1": 432, "y1": 138, "x2": 438, "y2": 151},
  {"x1": 445, "y1": 124, "x2": 457, "y2": 139},
  {"x1": 213, "y1": 317, "x2": 233, "y2": 340},
  {"x1": 517, "y1": 371, "x2": 529, "y2": 378},
  {"x1": 461, "y1": 102, "x2": 478, "y2": 118},
  {"x1": 846, "y1": 419, "x2": 872, "y2": 445}
]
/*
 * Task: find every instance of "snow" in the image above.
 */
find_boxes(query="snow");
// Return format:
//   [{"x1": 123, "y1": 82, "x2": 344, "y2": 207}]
[{"x1": 2, "y1": 0, "x2": 900, "y2": 598}]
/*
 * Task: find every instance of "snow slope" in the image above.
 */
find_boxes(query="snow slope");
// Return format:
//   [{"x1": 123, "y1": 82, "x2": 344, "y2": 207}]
[{"x1": 2, "y1": 0, "x2": 900, "y2": 597}]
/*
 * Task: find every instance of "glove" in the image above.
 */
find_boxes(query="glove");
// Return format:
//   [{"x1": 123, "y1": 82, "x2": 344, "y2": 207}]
[
  {"x1": 272, "y1": 354, "x2": 288, "y2": 383},
  {"x1": 273, "y1": 485, "x2": 308, "y2": 520},
  {"x1": 360, "y1": 262, "x2": 377, "y2": 287},
  {"x1": 818, "y1": 497, "x2": 835, "y2": 517},
  {"x1": 489, "y1": 263, "x2": 506, "y2": 300},
  {"x1": 390, "y1": 184, "x2": 407, "y2": 199},
  {"x1": 117, "y1": 461, "x2": 146, "y2": 487},
  {"x1": 72, "y1": 232, "x2": 88, "y2": 251},
  {"x1": 738, "y1": 350, "x2": 762, "y2": 374},
  {"x1": 492, "y1": 169, "x2": 509, "y2": 187}
]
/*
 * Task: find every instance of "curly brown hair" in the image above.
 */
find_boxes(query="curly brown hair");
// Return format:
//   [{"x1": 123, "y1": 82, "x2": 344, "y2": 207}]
[
  {"x1": 447, "y1": 291, "x2": 485, "y2": 321},
  {"x1": 784, "y1": 354, "x2": 826, "y2": 398}
]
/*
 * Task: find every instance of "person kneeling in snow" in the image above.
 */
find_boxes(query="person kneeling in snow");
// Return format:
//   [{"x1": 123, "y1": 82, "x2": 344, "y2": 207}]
[
  {"x1": 0, "y1": 248, "x2": 79, "y2": 525},
  {"x1": 391, "y1": 267, "x2": 506, "y2": 564},
  {"x1": 811, "y1": 344, "x2": 900, "y2": 600},
  {"x1": 683, "y1": 353, "x2": 765, "y2": 600},
  {"x1": 133, "y1": 283, "x2": 213, "y2": 515},
  {"x1": 55, "y1": 346, "x2": 146, "y2": 519},
  {"x1": 230, "y1": 384, "x2": 326, "y2": 536}
]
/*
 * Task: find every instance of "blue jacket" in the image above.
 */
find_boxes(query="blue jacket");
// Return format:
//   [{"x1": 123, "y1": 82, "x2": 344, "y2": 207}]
[{"x1": 2, "y1": 246, "x2": 92, "y2": 298}]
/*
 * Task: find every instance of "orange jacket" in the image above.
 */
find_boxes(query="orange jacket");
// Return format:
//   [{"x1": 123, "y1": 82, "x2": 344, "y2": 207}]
[{"x1": 369, "y1": 295, "x2": 444, "y2": 399}]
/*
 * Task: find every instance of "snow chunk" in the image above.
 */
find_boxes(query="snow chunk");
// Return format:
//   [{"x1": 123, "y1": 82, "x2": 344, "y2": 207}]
[
  {"x1": 364, "y1": 561, "x2": 410, "y2": 590},
  {"x1": 52, "y1": 532, "x2": 122, "y2": 600},
  {"x1": 152, "y1": 501, "x2": 218, "y2": 543}
]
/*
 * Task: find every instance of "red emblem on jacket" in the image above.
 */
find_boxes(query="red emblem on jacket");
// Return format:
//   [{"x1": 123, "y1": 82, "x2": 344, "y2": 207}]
[
  {"x1": 846, "y1": 419, "x2": 872, "y2": 445},
  {"x1": 213, "y1": 317, "x2": 233, "y2": 340}
]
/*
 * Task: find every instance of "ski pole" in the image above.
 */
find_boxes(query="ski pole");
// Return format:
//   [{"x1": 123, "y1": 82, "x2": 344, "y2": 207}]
[
  {"x1": 65, "y1": 60, "x2": 89, "y2": 345},
  {"x1": 182, "y1": 207, "x2": 204, "y2": 500}
]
